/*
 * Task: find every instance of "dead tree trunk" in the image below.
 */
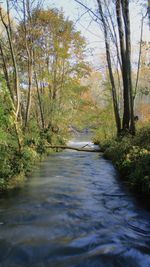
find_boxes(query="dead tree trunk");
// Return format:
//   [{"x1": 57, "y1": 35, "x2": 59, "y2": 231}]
[{"x1": 46, "y1": 145, "x2": 102, "y2": 152}]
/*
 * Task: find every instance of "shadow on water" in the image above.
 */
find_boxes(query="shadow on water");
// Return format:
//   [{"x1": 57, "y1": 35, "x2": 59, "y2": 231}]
[{"x1": 0, "y1": 135, "x2": 150, "y2": 267}]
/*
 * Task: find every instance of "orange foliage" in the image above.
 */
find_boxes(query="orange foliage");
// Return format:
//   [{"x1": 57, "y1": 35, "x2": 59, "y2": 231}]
[
  {"x1": 136, "y1": 102, "x2": 150, "y2": 123},
  {"x1": 82, "y1": 90, "x2": 92, "y2": 101}
]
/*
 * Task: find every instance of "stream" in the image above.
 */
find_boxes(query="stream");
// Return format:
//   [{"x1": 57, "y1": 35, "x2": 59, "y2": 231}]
[{"x1": 0, "y1": 135, "x2": 150, "y2": 267}]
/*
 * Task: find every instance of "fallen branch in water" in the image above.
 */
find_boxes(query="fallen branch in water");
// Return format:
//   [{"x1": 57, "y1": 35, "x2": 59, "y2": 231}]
[
  {"x1": 46, "y1": 145, "x2": 102, "y2": 152},
  {"x1": 81, "y1": 144, "x2": 90, "y2": 148}
]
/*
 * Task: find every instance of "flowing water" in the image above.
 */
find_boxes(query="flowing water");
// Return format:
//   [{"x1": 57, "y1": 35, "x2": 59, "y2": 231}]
[{"x1": 0, "y1": 135, "x2": 150, "y2": 267}]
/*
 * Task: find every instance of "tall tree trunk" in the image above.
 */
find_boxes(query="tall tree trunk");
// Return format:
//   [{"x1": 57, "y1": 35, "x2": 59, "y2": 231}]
[
  {"x1": 23, "y1": 0, "x2": 33, "y2": 129},
  {"x1": 121, "y1": 0, "x2": 135, "y2": 134},
  {"x1": 148, "y1": 0, "x2": 150, "y2": 28},
  {"x1": 0, "y1": 42, "x2": 14, "y2": 104},
  {"x1": 134, "y1": 9, "x2": 148, "y2": 103},
  {"x1": 0, "y1": 2, "x2": 22, "y2": 152},
  {"x1": 116, "y1": 0, "x2": 130, "y2": 131},
  {"x1": 52, "y1": 54, "x2": 58, "y2": 101},
  {"x1": 0, "y1": 2, "x2": 20, "y2": 119},
  {"x1": 133, "y1": 15, "x2": 144, "y2": 102},
  {"x1": 104, "y1": 0, "x2": 122, "y2": 70},
  {"x1": 97, "y1": 0, "x2": 121, "y2": 135},
  {"x1": 34, "y1": 69, "x2": 45, "y2": 130},
  {"x1": 24, "y1": 57, "x2": 33, "y2": 128}
]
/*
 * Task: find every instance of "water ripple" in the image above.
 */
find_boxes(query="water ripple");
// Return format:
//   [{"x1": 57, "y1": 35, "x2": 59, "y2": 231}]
[{"x1": 0, "y1": 136, "x2": 150, "y2": 266}]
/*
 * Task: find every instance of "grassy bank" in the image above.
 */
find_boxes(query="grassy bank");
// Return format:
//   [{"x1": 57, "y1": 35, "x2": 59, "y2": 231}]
[
  {"x1": 0, "y1": 131, "x2": 66, "y2": 192},
  {"x1": 93, "y1": 126, "x2": 150, "y2": 204}
]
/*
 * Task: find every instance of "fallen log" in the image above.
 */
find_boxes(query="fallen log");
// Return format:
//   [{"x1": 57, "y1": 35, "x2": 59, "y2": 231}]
[{"x1": 46, "y1": 145, "x2": 102, "y2": 152}]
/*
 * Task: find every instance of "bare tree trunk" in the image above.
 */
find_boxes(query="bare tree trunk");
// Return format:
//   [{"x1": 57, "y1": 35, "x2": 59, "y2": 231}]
[
  {"x1": 104, "y1": 0, "x2": 122, "y2": 70},
  {"x1": 116, "y1": 0, "x2": 130, "y2": 131},
  {"x1": 0, "y1": 2, "x2": 22, "y2": 152},
  {"x1": 34, "y1": 69, "x2": 45, "y2": 130},
  {"x1": 24, "y1": 56, "x2": 33, "y2": 128},
  {"x1": 23, "y1": 0, "x2": 34, "y2": 129},
  {"x1": 0, "y1": 42, "x2": 14, "y2": 104},
  {"x1": 52, "y1": 54, "x2": 58, "y2": 101},
  {"x1": 0, "y1": 2, "x2": 20, "y2": 119},
  {"x1": 148, "y1": 0, "x2": 150, "y2": 28},
  {"x1": 134, "y1": 12, "x2": 147, "y2": 102},
  {"x1": 58, "y1": 59, "x2": 65, "y2": 107},
  {"x1": 121, "y1": 0, "x2": 135, "y2": 134},
  {"x1": 97, "y1": 0, "x2": 121, "y2": 135}
]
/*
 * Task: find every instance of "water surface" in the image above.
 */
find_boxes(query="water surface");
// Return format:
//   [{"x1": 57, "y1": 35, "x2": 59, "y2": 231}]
[{"x1": 0, "y1": 136, "x2": 150, "y2": 267}]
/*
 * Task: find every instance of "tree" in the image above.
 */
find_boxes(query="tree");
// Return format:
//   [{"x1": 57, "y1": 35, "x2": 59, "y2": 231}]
[
  {"x1": 0, "y1": 1, "x2": 92, "y2": 189},
  {"x1": 0, "y1": 1, "x2": 22, "y2": 151},
  {"x1": 96, "y1": 0, "x2": 121, "y2": 135},
  {"x1": 116, "y1": 0, "x2": 135, "y2": 134},
  {"x1": 0, "y1": 1, "x2": 90, "y2": 147},
  {"x1": 148, "y1": 0, "x2": 150, "y2": 28},
  {"x1": 75, "y1": 0, "x2": 136, "y2": 135},
  {"x1": 0, "y1": 1, "x2": 20, "y2": 119},
  {"x1": 10, "y1": 6, "x2": 90, "y2": 133}
]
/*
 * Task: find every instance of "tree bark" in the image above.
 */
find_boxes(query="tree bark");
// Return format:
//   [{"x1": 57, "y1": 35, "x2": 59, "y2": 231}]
[
  {"x1": 121, "y1": 0, "x2": 135, "y2": 134},
  {"x1": 97, "y1": 0, "x2": 121, "y2": 135},
  {"x1": 134, "y1": 12, "x2": 147, "y2": 102},
  {"x1": 0, "y1": 2, "x2": 20, "y2": 119},
  {"x1": 46, "y1": 145, "x2": 102, "y2": 152},
  {"x1": 23, "y1": 0, "x2": 34, "y2": 129},
  {"x1": 116, "y1": 0, "x2": 130, "y2": 131},
  {"x1": 34, "y1": 69, "x2": 45, "y2": 130},
  {"x1": 148, "y1": 0, "x2": 150, "y2": 28},
  {"x1": 0, "y1": 42, "x2": 14, "y2": 104}
]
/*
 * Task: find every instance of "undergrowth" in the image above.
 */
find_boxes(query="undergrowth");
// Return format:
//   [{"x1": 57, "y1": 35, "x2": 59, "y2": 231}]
[{"x1": 93, "y1": 125, "x2": 150, "y2": 202}]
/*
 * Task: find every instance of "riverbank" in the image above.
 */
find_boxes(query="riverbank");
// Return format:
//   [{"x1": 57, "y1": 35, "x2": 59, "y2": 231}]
[
  {"x1": 93, "y1": 126, "x2": 150, "y2": 206},
  {"x1": 0, "y1": 133, "x2": 66, "y2": 192}
]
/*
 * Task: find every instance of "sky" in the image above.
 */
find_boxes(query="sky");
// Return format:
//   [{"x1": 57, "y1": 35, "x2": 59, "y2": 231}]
[
  {"x1": 50, "y1": 0, "x2": 103, "y2": 68},
  {"x1": 1, "y1": 0, "x2": 149, "y2": 69},
  {"x1": 48, "y1": 0, "x2": 150, "y2": 69}
]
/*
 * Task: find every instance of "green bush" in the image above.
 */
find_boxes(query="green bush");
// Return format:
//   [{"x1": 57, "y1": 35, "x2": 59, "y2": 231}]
[
  {"x1": 121, "y1": 147, "x2": 150, "y2": 193},
  {"x1": 22, "y1": 147, "x2": 39, "y2": 174},
  {"x1": 95, "y1": 125, "x2": 150, "y2": 199},
  {"x1": 104, "y1": 137, "x2": 132, "y2": 164},
  {"x1": 133, "y1": 126, "x2": 150, "y2": 149}
]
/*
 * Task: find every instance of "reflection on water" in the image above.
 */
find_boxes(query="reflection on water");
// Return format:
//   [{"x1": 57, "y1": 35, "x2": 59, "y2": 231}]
[{"x1": 0, "y1": 136, "x2": 150, "y2": 267}]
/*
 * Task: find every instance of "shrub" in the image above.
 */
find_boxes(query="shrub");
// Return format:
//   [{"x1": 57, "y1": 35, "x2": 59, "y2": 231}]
[
  {"x1": 133, "y1": 126, "x2": 150, "y2": 149},
  {"x1": 22, "y1": 147, "x2": 39, "y2": 174},
  {"x1": 95, "y1": 125, "x2": 150, "y2": 199},
  {"x1": 104, "y1": 136, "x2": 132, "y2": 164}
]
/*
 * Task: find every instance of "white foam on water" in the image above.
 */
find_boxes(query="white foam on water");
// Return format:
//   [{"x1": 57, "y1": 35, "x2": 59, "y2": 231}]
[{"x1": 67, "y1": 140, "x2": 99, "y2": 150}]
